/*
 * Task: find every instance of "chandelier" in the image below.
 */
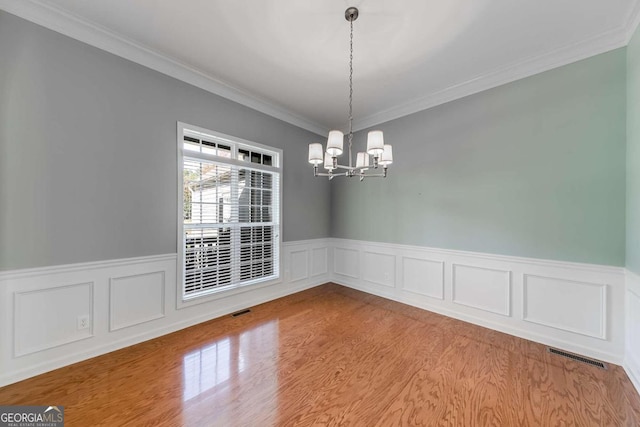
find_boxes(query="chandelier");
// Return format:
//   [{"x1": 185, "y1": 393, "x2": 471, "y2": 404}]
[{"x1": 308, "y1": 7, "x2": 393, "y2": 180}]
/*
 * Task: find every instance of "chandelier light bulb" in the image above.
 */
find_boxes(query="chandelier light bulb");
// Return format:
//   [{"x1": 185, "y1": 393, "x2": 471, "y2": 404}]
[
  {"x1": 366, "y1": 130, "x2": 384, "y2": 156},
  {"x1": 356, "y1": 152, "x2": 369, "y2": 170},
  {"x1": 324, "y1": 152, "x2": 335, "y2": 170},
  {"x1": 308, "y1": 143, "x2": 324, "y2": 165},
  {"x1": 326, "y1": 130, "x2": 344, "y2": 156},
  {"x1": 379, "y1": 144, "x2": 393, "y2": 166}
]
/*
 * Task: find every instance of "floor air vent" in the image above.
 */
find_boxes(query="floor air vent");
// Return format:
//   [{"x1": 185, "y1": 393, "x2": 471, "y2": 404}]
[
  {"x1": 231, "y1": 309, "x2": 252, "y2": 317},
  {"x1": 547, "y1": 347, "x2": 607, "y2": 369}
]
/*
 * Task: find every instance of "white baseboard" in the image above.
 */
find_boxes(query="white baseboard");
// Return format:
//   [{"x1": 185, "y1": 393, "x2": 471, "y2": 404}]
[
  {"x1": 329, "y1": 238, "x2": 626, "y2": 365},
  {"x1": 626, "y1": 359, "x2": 640, "y2": 397},
  {"x1": 0, "y1": 239, "x2": 331, "y2": 387},
  {"x1": 625, "y1": 270, "x2": 640, "y2": 395}
]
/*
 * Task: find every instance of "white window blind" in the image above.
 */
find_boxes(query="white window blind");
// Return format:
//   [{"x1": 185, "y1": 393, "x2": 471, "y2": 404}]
[{"x1": 178, "y1": 124, "x2": 281, "y2": 300}]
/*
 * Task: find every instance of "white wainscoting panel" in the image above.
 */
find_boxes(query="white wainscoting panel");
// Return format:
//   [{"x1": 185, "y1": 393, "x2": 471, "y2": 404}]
[
  {"x1": 0, "y1": 239, "x2": 331, "y2": 387},
  {"x1": 523, "y1": 275, "x2": 606, "y2": 339},
  {"x1": 452, "y1": 264, "x2": 511, "y2": 316},
  {"x1": 329, "y1": 238, "x2": 626, "y2": 365},
  {"x1": 110, "y1": 271, "x2": 165, "y2": 331},
  {"x1": 1, "y1": 237, "x2": 632, "y2": 390},
  {"x1": 311, "y1": 248, "x2": 328, "y2": 277},
  {"x1": 625, "y1": 270, "x2": 640, "y2": 395},
  {"x1": 334, "y1": 247, "x2": 359, "y2": 279},
  {"x1": 362, "y1": 252, "x2": 396, "y2": 288},
  {"x1": 289, "y1": 250, "x2": 309, "y2": 283},
  {"x1": 14, "y1": 282, "x2": 93, "y2": 357},
  {"x1": 401, "y1": 257, "x2": 444, "y2": 299}
]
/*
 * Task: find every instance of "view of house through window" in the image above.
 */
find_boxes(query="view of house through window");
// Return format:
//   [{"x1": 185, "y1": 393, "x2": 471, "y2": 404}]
[{"x1": 178, "y1": 124, "x2": 281, "y2": 300}]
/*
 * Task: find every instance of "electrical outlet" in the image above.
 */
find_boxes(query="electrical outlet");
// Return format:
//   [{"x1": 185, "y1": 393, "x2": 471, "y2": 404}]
[{"x1": 77, "y1": 315, "x2": 90, "y2": 330}]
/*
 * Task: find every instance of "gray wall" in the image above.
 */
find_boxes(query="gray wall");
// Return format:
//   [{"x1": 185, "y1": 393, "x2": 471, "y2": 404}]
[
  {"x1": 0, "y1": 10, "x2": 630, "y2": 271},
  {"x1": 331, "y1": 48, "x2": 627, "y2": 266},
  {"x1": 628, "y1": 25, "x2": 640, "y2": 275},
  {"x1": 0, "y1": 11, "x2": 330, "y2": 270}
]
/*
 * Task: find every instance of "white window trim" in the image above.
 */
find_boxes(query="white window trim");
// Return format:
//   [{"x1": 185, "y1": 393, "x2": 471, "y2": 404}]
[{"x1": 176, "y1": 121, "x2": 283, "y2": 309}]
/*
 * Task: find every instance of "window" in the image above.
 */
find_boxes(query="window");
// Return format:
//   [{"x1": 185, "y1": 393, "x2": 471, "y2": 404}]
[{"x1": 178, "y1": 123, "x2": 281, "y2": 301}]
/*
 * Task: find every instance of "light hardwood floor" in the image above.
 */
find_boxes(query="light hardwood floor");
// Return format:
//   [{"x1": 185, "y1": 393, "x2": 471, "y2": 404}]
[{"x1": 1, "y1": 283, "x2": 639, "y2": 426}]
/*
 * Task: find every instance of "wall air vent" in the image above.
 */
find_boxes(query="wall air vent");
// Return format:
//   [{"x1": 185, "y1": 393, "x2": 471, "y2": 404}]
[
  {"x1": 231, "y1": 309, "x2": 252, "y2": 317},
  {"x1": 547, "y1": 347, "x2": 607, "y2": 370}
]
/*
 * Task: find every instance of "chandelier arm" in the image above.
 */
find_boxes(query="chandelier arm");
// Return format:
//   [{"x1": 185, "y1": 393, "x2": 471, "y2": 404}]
[
  {"x1": 332, "y1": 163, "x2": 387, "y2": 175},
  {"x1": 332, "y1": 164, "x2": 354, "y2": 170},
  {"x1": 321, "y1": 175, "x2": 354, "y2": 179},
  {"x1": 322, "y1": 171, "x2": 386, "y2": 180},
  {"x1": 360, "y1": 172, "x2": 387, "y2": 177},
  {"x1": 316, "y1": 172, "x2": 349, "y2": 177},
  {"x1": 357, "y1": 172, "x2": 387, "y2": 178}
]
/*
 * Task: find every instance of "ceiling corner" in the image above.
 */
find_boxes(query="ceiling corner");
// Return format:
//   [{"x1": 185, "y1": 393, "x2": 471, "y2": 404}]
[{"x1": 625, "y1": 0, "x2": 640, "y2": 43}]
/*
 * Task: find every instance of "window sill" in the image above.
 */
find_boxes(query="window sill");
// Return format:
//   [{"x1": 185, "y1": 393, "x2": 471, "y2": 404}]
[{"x1": 176, "y1": 275, "x2": 282, "y2": 310}]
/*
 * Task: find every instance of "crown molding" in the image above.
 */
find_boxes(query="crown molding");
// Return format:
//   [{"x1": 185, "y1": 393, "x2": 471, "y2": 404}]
[
  {"x1": 352, "y1": 25, "x2": 630, "y2": 131},
  {"x1": 625, "y1": 0, "x2": 640, "y2": 43},
  {"x1": 2, "y1": 0, "x2": 638, "y2": 136},
  {"x1": 0, "y1": 0, "x2": 329, "y2": 136}
]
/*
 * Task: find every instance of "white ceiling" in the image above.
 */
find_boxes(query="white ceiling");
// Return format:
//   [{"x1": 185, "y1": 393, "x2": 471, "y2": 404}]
[{"x1": 3, "y1": 0, "x2": 640, "y2": 134}]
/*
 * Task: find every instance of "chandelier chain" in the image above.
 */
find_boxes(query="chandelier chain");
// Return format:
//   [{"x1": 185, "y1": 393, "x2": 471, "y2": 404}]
[{"x1": 348, "y1": 17, "x2": 354, "y2": 158}]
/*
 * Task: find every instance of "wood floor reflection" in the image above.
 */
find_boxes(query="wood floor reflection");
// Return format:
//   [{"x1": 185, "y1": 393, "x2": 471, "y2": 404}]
[{"x1": 1, "y1": 283, "x2": 639, "y2": 426}]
